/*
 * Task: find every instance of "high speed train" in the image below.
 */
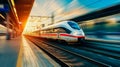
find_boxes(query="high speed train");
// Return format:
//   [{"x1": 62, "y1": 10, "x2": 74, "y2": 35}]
[{"x1": 32, "y1": 21, "x2": 85, "y2": 44}]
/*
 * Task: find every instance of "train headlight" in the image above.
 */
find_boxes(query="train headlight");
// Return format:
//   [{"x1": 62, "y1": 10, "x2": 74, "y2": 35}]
[
  {"x1": 73, "y1": 31, "x2": 82, "y2": 36},
  {"x1": 73, "y1": 32, "x2": 78, "y2": 35},
  {"x1": 72, "y1": 30, "x2": 85, "y2": 36}
]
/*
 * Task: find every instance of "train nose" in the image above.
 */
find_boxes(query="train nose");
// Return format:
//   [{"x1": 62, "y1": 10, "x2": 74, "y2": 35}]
[
  {"x1": 72, "y1": 32, "x2": 81, "y2": 36},
  {"x1": 72, "y1": 30, "x2": 84, "y2": 36}
]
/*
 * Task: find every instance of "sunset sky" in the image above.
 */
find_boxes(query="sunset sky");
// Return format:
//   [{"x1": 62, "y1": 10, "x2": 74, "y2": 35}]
[
  {"x1": 23, "y1": 0, "x2": 120, "y2": 33},
  {"x1": 29, "y1": 0, "x2": 120, "y2": 24},
  {"x1": 30, "y1": 0, "x2": 120, "y2": 16}
]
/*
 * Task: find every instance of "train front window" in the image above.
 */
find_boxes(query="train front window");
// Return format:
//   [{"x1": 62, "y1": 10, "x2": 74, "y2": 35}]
[{"x1": 68, "y1": 21, "x2": 80, "y2": 30}]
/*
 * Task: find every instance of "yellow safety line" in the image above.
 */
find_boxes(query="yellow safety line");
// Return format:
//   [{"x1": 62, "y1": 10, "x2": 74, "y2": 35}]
[{"x1": 16, "y1": 43, "x2": 23, "y2": 67}]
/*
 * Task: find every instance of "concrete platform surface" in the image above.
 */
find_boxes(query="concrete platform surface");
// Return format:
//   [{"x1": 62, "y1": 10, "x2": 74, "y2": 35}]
[
  {"x1": 0, "y1": 36, "x2": 61, "y2": 67},
  {"x1": 0, "y1": 36, "x2": 21, "y2": 67}
]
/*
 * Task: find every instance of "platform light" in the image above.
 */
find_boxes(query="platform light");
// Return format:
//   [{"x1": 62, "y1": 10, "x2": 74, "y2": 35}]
[
  {"x1": 0, "y1": 14, "x2": 5, "y2": 19},
  {"x1": 8, "y1": 0, "x2": 19, "y2": 23},
  {"x1": 13, "y1": 7, "x2": 19, "y2": 21},
  {"x1": 11, "y1": 0, "x2": 15, "y2": 6}
]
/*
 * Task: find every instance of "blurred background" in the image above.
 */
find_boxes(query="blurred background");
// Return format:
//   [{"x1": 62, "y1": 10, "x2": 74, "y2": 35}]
[
  {"x1": 80, "y1": 14, "x2": 120, "y2": 40},
  {"x1": 23, "y1": 0, "x2": 120, "y2": 41},
  {"x1": 1, "y1": 0, "x2": 120, "y2": 41}
]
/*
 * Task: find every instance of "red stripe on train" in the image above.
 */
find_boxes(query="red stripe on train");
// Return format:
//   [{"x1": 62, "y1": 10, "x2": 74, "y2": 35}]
[
  {"x1": 41, "y1": 33, "x2": 57, "y2": 36},
  {"x1": 60, "y1": 33, "x2": 85, "y2": 38},
  {"x1": 40, "y1": 33, "x2": 85, "y2": 38}
]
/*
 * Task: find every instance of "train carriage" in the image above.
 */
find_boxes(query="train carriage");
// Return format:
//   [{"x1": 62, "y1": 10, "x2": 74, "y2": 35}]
[{"x1": 33, "y1": 21, "x2": 85, "y2": 44}]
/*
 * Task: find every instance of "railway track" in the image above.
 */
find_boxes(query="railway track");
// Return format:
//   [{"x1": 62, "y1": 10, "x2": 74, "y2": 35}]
[
  {"x1": 26, "y1": 36, "x2": 112, "y2": 67},
  {"x1": 48, "y1": 40, "x2": 120, "y2": 67},
  {"x1": 76, "y1": 41, "x2": 120, "y2": 60}
]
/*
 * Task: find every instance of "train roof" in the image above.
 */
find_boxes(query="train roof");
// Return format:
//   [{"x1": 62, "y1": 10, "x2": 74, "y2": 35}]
[
  {"x1": 33, "y1": 21, "x2": 77, "y2": 32},
  {"x1": 41, "y1": 21, "x2": 75, "y2": 30}
]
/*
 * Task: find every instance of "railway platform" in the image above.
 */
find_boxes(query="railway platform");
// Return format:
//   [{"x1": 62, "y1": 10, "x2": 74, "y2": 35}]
[{"x1": 0, "y1": 35, "x2": 60, "y2": 67}]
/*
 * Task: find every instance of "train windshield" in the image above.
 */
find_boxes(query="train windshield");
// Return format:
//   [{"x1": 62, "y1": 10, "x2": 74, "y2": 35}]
[{"x1": 68, "y1": 21, "x2": 80, "y2": 30}]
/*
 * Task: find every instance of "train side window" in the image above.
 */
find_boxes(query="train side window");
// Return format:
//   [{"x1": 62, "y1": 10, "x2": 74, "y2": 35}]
[
  {"x1": 58, "y1": 28, "x2": 66, "y2": 33},
  {"x1": 49, "y1": 29, "x2": 54, "y2": 33},
  {"x1": 54, "y1": 28, "x2": 65, "y2": 33},
  {"x1": 54, "y1": 28, "x2": 59, "y2": 33},
  {"x1": 59, "y1": 27, "x2": 71, "y2": 33},
  {"x1": 52, "y1": 29, "x2": 54, "y2": 33},
  {"x1": 53, "y1": 28, "x2": 71, "y2": 33},
  {"x1": 40, "y1": 31, "x2": 43, "y2": 34},
  {"x1": 46, "y1": 30, "x2": 49, "y2": 33},
  {"x1": 44, "y1": 30, "x2": 47, "y2": 33}
]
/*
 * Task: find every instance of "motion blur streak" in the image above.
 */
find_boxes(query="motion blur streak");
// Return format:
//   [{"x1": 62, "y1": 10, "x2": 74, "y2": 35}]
[{"x1": 22, "y1": 36, "x2": 39, "y2": 67}]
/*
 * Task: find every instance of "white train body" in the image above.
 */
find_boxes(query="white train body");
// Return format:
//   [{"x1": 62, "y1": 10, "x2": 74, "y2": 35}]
[{"x1": 33, "y1": 21, "x2": 85, "y2": 43}]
